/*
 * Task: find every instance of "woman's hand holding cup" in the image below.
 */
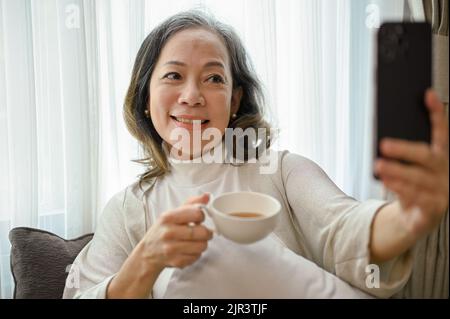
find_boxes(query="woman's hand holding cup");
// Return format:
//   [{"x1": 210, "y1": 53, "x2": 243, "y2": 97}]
[
  {"x1": 107, "y1": 193, "x2": 212, "y2": 298},
  {"x1": 138, "y1": 193, "x2": 214, "y2": 272}
]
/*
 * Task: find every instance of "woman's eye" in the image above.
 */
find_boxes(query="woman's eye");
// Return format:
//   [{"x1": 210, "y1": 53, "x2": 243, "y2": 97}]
[
  {"x1": 163, "y1": 72, "x2": 181, "y2": 80},
  {"x1": 207, "y1": 74, "x2": 225, "y2": 84}
]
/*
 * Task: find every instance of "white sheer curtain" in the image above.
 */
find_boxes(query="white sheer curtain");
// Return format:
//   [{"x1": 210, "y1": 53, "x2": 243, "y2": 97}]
[{"x1": 0, "y1": 0, "x2": 408, "y2": 299}]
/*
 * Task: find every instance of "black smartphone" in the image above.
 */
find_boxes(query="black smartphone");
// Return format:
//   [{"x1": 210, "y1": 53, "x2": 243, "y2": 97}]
[{"x1": 374, "y1": 22, "x2": 432, "y2": 179}]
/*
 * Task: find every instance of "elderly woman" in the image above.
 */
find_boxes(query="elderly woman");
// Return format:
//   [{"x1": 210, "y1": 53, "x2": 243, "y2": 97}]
[{"x1": 63, "y1": 11, "x2": 448, "y2": 299}]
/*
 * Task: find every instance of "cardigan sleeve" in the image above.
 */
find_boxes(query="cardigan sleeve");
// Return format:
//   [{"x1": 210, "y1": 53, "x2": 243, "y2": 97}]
[
  {"x1": 281, "y1": 151, "x2": 414, "y2": 298},
  {"x1": 62, "y1": 188, "x2": 143, "y2": 299}
]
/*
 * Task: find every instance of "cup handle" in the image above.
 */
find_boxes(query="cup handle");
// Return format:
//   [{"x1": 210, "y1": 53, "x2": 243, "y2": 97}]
[{"x1": 198, "y1": 204, "x2": 220, "y2": 236}]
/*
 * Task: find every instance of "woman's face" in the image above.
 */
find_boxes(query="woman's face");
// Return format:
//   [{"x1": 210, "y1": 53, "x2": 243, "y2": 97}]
[{"x1": 148, "y1": 28, "x2": 242, "y2": 159}]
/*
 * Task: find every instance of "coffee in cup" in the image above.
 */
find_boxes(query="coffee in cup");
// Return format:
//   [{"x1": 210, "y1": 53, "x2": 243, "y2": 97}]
[
  {"x1": 199, "y1": 191, "x2": 281, "y2": 244},
  {"x1": 228, "y1": 212, "x2": 264, "y2": 218}
]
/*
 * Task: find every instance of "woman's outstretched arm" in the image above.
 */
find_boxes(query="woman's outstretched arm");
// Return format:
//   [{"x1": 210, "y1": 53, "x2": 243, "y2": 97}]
[{"x1": 371, "y1": 90, "x2": 449, "y2": 263}]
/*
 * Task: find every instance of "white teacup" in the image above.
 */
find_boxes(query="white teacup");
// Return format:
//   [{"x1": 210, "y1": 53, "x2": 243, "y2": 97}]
[{"x1": 200, "y1": 191, "x2": 281, "y2": 244}]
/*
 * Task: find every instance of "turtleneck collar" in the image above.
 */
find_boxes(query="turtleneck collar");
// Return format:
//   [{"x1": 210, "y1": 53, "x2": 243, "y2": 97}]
[{"x1": 162, "y1": 140, "x2": 232, "y2": 187}]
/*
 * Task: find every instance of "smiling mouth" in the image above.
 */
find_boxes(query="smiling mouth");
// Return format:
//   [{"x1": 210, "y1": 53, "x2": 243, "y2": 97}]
[{"x1": 170, "y1": 116, "x2": 209, "y2": 124}]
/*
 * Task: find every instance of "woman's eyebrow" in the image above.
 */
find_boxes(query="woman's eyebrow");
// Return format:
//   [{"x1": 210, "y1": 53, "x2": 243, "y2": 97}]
[
  {"x1": 163, "y1": 60, "x2": 225, "y2": 69},
  {"x1": 203, "y1": 61, "x2": 225, "y2": 69}
]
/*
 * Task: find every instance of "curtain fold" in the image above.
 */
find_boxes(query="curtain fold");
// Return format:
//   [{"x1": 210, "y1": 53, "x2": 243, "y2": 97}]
[
  {"x1": 423, "y1": 0, "x2": 448, "y2": 106},
  {"x1": 0, "y1": 0, "x2": 39, "y2": 298}
]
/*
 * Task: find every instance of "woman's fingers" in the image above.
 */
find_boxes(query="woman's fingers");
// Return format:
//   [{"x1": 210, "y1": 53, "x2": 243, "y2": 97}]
[
  {"x1": 151, "y1": 194, "x2": 214, "y2": 269},
  {"x1": 160, "y1": 204, "x2": 205, "y2": 225},
  {"x1": 378, "y1": 90, "x2": 448, "y2": 171},
  {"x1": 157, "y1": 193, "x2": 213, "y2": 226},
  {"x1": 381, "y1": 174, "x2": 445, "y2": 215},
  {"x1": 375, "y1": 158, "x2": 436, "y2": 192},
  {"x1": 163, "y1": 241, "x2": 209, "y2": 268},
  {"x1": 158, "y1": 194, "x2": 211, "y2": 225},
  {"x1": 159, "y1": 226, "x2": 211, "y2": 269},
  {"x1": 425, "y1": 89, "x2": 449, "y2": 154},
  {"x1": 161, "y1": 224, "x2": 213, "y2": 242},
  {"x1": 381, "y1": 176, "x2": 416, "y2": 208},
  {"x1": 162, "y1": 241, "x2": 208, "y2": 257},
  {"x1": 379, "y1": 139, "x2": 436, "y2": 170},
  {"x1": 184, "y1": 193, "x2": 210, "y2": 205}
]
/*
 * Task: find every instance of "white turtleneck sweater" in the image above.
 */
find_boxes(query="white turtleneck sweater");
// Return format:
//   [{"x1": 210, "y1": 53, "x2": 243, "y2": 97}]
[
  {"x1": 63, "y1": 143, "x2": 413, "y2": 299},
  {"x1": 150, "y1": 144, "x2": 370, "y2": 298},
  {"x1": 150, "y1": 143, "x2": 252, "y2": 298}
]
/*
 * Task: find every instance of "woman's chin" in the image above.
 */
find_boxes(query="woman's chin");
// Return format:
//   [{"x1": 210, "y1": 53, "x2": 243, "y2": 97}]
[{"x1": 166, "y1": 142, "x2": 220, "y2": 161}]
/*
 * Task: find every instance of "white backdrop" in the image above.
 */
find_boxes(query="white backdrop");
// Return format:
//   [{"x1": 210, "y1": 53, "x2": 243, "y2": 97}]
[{"x1": 0, "y1": 0, "x2": 414, "y2": 298}]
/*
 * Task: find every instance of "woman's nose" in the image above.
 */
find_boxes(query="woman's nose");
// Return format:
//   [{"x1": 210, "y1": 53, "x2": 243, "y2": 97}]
[{"x1": 178, "y1": 82, "x2": 205, "y2": 106}]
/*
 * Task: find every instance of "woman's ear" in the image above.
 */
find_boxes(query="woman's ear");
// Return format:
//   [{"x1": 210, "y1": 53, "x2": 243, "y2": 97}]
[{"x1": 231, "y1": 87, "x2": 243, "y2": 115}]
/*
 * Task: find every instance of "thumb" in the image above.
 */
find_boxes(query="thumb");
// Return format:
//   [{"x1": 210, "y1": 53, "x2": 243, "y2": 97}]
[{"x1": 184, "y1": 193, "x2": 210, "y2": 205}]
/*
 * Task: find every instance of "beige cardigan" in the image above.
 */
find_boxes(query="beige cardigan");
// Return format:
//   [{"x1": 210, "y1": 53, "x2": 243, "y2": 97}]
[{"x1": 63, "y1": 150, "x2": 448, "y2": 299}]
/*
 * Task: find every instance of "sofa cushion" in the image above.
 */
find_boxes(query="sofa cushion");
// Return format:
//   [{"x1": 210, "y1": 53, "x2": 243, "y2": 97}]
[{"x1": 9, "y1": 227, "x2": 93, "y2": 299}]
